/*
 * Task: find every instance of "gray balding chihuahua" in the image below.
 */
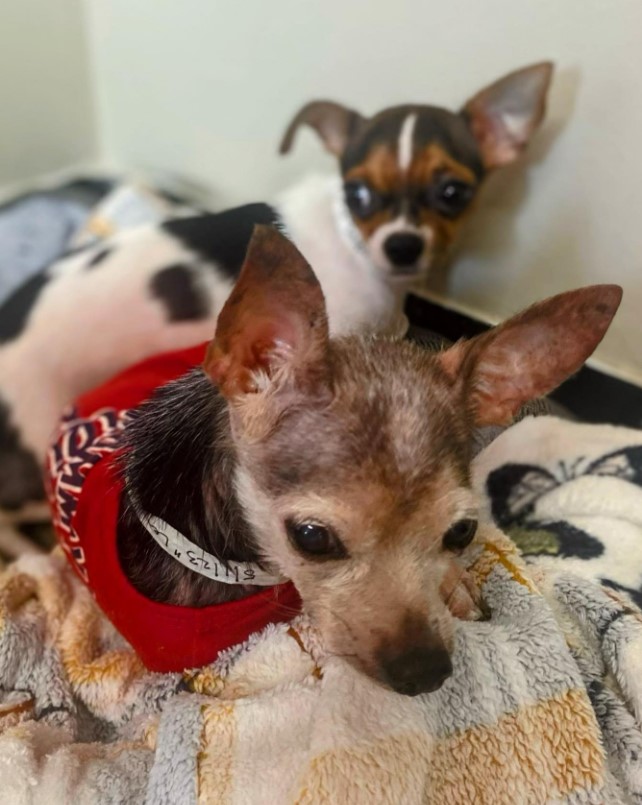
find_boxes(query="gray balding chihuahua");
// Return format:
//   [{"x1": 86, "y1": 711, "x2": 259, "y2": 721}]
[{"x1": 119, "y1": 226, "x2": 621, "y2": 696}]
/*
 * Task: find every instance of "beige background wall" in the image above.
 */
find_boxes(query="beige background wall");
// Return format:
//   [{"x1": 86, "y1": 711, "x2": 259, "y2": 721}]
[
  {"x1": 0, "y1": 0, "x2": 97, "y2": 190},
  {"x1": 83, "y1": 0, "x2": 642, "y2": 383},
  {"x1": 4, "y1": 0, "x2": 642, "y2": 383}
]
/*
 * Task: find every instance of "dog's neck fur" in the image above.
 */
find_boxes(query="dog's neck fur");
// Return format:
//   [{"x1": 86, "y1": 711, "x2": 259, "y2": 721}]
[
  {"x1": 118, "y1": 368, "x2": 261, "y2": 606},
  {"x1": 276, "y1": 174, "x2": 412, "y2": 336}
]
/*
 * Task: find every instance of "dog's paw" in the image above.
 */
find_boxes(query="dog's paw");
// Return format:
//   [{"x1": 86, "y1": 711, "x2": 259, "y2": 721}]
[{"x1": 442, "y1": 568, "x2": 490, "y2": 622}]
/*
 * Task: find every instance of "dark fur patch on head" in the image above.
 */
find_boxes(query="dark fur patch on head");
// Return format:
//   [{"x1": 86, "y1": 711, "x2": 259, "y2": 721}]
[
  {"x1": 341, "y1": 105, "x2": 484, "y2": 179},
  {"x1": 413, "y1": 110, "x2": 484, "y2": 179},
  {"x1": 0, "y1": 271, "x2": 50, "y2": 344},
  {"x1": 118, "y1": 369, "x2": 261, "y2": 606},
  {"x1": 340, "y1": 110, "x2": 406, "y2": 170},
  {"x1": 85, "y1": 247, "x2": 113, "y2": 270},
  {"x1": 149, "y1": 264, "x2": 211, "y2": 322},
  {"x1": 0, "y1": 400, "x2": 45, "y2": 508},
  {"x1": 162, "y1": 204, "x2": 281, "y2": 280}
]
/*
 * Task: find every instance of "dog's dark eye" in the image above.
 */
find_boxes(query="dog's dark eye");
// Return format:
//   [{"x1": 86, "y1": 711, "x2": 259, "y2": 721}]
[
  {"x1": 434, "y1": 180, "x2": 474, "y2": 218},
  {"x1": 344, "y1": 181, "x2": 383, "y2": 219},
  {"x1": 285, "y1": 520, "x2": 347, "y2": 560},
  {"x1": 442, "y1": 518, "x2": 478, "y2": 551}
]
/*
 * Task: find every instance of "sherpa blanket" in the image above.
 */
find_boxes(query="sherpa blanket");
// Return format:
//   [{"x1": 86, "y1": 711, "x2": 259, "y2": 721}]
[
  {"x1": 473, "y1": 416, "x2": 642, "y2": 609},
  {"x1": 0, "y1": 416, "x2": 641, "y2": 804}
]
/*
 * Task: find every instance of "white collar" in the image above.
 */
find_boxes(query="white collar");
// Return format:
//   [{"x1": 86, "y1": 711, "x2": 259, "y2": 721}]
[{"x1": 134, "y1": 508, "x2": 283, "y2": 587}]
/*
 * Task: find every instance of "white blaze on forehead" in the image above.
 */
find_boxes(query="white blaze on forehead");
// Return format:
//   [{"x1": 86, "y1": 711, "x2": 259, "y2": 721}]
[{"x1": 397, "y1": 113, "x2": 418, "y2": 173}]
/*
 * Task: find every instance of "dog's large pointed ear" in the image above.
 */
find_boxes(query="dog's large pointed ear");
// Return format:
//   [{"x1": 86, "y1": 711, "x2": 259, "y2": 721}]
[
  {"x1": 279, "y1": 100, "x2": 365, "y2": 157},
  {"x1": 204, "y1": 226, "x2": 330, "y2": 401},
  {"x1": 439, "y1": 285, "x2": 622, "y2": 426},
  {"x1": 462, "y1": 62, "x2": 554, "y2": 170}
]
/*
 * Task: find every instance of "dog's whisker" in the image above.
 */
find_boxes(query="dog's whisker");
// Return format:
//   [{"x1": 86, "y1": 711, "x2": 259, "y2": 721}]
[{"x1": 267, "y1": 603, "x2": 302, "y2": 618}]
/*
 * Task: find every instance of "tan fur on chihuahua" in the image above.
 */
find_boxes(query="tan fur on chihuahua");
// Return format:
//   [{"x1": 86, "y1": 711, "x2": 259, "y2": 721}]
[{"x1": 199, "y1": 226, "x2": 621, "y2": 695}]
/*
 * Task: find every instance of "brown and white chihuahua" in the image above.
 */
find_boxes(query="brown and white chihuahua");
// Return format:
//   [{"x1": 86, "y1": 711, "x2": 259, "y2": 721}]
[
  {"x1": 279, "y1": 61, "x2": 552, "y2": 296},
  {"x1": 120, "y1": 226, "x2": 621, "y2": 696}
]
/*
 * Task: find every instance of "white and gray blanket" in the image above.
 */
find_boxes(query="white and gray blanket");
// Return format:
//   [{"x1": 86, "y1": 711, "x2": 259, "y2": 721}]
[{"x1": 0, "y1": 415, "x2": 640, "y2": 804}]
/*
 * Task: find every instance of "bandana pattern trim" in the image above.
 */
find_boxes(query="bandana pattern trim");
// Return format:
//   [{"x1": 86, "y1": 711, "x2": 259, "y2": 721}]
[{"x1": 46, "y1": 406, "x2": 131, "y2": 582}]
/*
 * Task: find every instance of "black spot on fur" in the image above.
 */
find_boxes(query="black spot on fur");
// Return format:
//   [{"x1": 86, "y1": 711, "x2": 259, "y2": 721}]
[
  {"x1": 0, "y1": 271, "x2": 50, "y2": 343},
  {"x1": 161, "y1": 203, "x2": 281, "y2": 280},
  {"x1": 0, "y1": 401, "x2": 44, "y2": 508},
  {"x1": 149, "y1": 264, "x2": 210, "y2": 322},
  {"x1": 85, "y1": 247, "x2": 113, "y2": 270}
]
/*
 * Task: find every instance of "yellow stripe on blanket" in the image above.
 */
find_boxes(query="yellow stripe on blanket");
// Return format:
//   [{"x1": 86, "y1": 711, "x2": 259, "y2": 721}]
[
  {"x1": 59, "y1": 585, "x2": 147, "y2": 686},
  {"x1": 291, "y1": 689, "x2": 604, "y2": 805},
  {"x1": 427, "y1": 688, "x2": 604, "y2": 804},
  {"x1": 470, "y1": 531, "x2": 538, "y2": 593},
  {"x1": 198, "y1": 703, "x2": 236, "y2": 803},
  {"x1": 294, "y1": 732, "x2": 435, "y2": 805}
]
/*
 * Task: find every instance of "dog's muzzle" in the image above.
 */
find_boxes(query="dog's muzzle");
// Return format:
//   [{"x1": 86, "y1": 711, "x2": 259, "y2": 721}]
[
  {"x1": 379, "y1": 644, "x2": 453, "y2": 696},
  {"x1": 383, "y1": 232, "x2": 424, "y2": 273}
]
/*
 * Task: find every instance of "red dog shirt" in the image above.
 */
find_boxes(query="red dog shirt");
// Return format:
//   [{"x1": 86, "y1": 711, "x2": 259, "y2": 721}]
[{"x1": 46, "y1": 343, "x2": 301, "y2": 673}]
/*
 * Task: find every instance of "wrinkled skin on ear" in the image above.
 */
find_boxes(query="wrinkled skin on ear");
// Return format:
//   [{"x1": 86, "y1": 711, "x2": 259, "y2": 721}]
[
  {"x1": 462, "y1": 61, "x2": 554, "y2": 169},
  {"x1": 439, "y1": 284, "x2": 623, "y2": 426},
  {"x1": 204, "y1": 225, "x2": 331, "y2": 405},
  {"x1": 279, "y1": 100, "x2": 365, "y2": 157}
]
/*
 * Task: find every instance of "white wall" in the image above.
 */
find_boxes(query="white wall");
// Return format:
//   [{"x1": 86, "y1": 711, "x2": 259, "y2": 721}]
[
  {"x1": 84, "y1": 0, "x2": 642, "y2": 382},
  {"x1": 0, "y1": 0, "x2": 97, "y2": 189}
]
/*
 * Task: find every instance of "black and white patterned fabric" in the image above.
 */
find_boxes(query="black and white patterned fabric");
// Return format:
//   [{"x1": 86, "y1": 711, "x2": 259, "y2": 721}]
[{"x1": 474, "y1": 415, "x2": 642, "y2": 608}]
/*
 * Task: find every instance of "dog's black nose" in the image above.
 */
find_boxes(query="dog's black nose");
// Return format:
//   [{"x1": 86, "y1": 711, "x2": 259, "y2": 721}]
[
  {"x1": 380, "y1": 646, "x2": 453, "y2": 697},
  {"x1": 383, "y1": 233, "x2": 424, "y2": 268}
]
